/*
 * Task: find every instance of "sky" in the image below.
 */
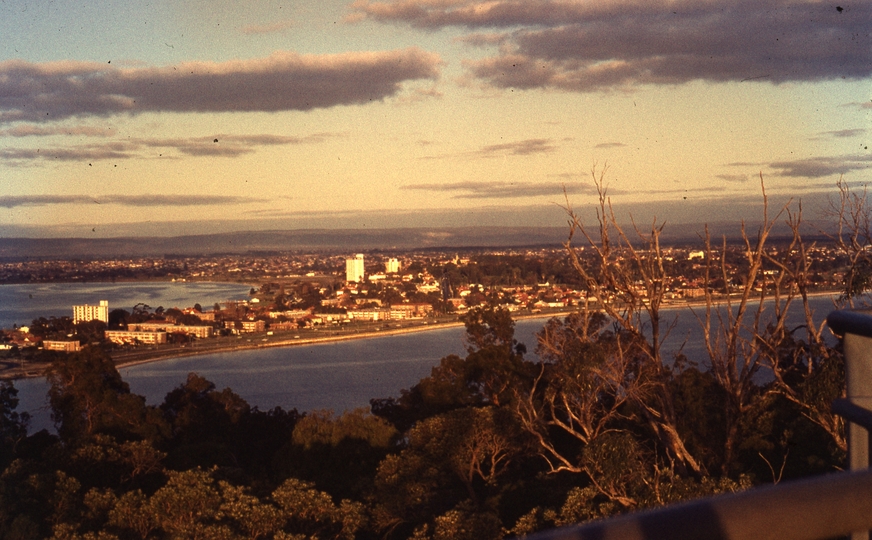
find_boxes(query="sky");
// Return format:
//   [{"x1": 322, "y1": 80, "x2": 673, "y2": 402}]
[{"x1": 0, "y1": 0, "x2": 869, "y2": 238}]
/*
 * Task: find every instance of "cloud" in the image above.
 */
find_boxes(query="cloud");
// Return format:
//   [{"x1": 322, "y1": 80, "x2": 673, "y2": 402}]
[
  {"x1": 0, "y1": 132, "x2": 337, "y2": 163},
  {"x1": 477, "y1": 138, "x2": 556, "y2": 156},
  {"x1": 594, "y1": 142, "x2": 626, "y2": 149},
  {"x1": 716, "y1": 174, "x2": 751, "y2": 183},
  {"x1": 353, "y1": 0, "x2": 872, "y2": 91},
  {"x1": 402, "y1": 173, "x2": 735, "y2": 200},
  {"x1": 818, "y1": 128, "x2": 866, "y2": 138},
  {"x1": 0, "y1": 144, "x2": 136, "y2": 162},
  {"x1": 842, "y1": 101, "x2": 872, "y2": 110},
  {"x1": 402, "y1": 180, "x2": 597, "y2": 198},
  {"x1": 240, "y1": 19, "x2": 295, "y2": 35},
  {"x1": 0, "y1": 124, "x2": 114, "y2": 137},
  {"x1": 768, "y1": 155, "x2": 872, "y2": 178},
  {"x1": 0, "y1": 49, "x2": 442, "y2": 123},
  {"x1": 138, "y1": 133, "x2": 334, "y2": 157},
  {"x1": 0, "y1": 194, "x2": 266, "y2": 209},
  {"x1": 423, "y1": 138, "x2": 557, "y2": 159}
]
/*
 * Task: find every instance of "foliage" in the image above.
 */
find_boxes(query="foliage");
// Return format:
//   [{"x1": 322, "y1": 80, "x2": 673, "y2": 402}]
[{"x1": 0, "y1": 177, "x2": 864, "y2": 539}]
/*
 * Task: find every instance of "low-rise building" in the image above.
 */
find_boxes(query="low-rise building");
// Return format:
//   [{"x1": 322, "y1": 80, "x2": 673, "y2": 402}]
[
  {"x1": 240, "y1": 320, "x2": 266, "y2": 333},
  {"x1": 128, "y1": 322, "x2": 213, "y2": 338},
  {"x1": 389, "y1": 303, "x2": 433, "y2": 319},
  {"x1": 187, "y1": 309, "x2": 216, "y2": 321},
  {"x1": 268, "y1": 309, "x2": 311, "y2": 320},
  {"x1": 105, "y1": 330, "x2": 168, "y2": 345},
  {"x1": 43, "y1": 340, "x2": 82, "y2": 352},
  {"x1": 346, "y1": 308, "x2": 391, "y2": 321}
]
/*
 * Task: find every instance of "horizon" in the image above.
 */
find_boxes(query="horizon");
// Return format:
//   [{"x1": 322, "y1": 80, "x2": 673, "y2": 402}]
[{"x1": 0, "y1": 1, "x2": 870, "y2": 238}]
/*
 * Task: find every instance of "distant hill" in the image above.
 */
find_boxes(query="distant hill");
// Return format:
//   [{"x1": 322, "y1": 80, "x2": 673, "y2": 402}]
[
  {"x1": 0, "y1": 227, "x2": 568, "y2": 259},
  {"x1": 0, "y1": 220, "x2": 837, "y2": 260}
]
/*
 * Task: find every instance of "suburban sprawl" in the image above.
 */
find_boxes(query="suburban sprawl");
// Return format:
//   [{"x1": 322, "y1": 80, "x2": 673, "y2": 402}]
[{"x1": 0, "y1": 239, "x2": 851, "y2": 377}]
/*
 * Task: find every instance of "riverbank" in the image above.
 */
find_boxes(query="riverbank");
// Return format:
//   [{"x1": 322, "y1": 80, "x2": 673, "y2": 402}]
[
  {"x1": 0, "y1": 289, "x2": 845, "y2": 383},
  {"x1": 0, "y1": 317, "x2": 481, "y2": 381}
]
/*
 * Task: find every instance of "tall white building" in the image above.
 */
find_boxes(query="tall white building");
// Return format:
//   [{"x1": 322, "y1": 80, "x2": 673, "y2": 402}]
[
  {"x1": 385, "y1": 257, "x2": 400, "y2": 274},
  {"x1": 346, "y1": 254, "x2": 365, "y2": 282},
  {"x1": 73, "y1": 300, "x2": 109, "y2": 324}
]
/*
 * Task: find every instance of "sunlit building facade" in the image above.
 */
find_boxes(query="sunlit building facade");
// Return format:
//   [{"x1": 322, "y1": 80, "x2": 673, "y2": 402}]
[
  {"x1": 72, "y1": 300, "x2": 109, "y2": 324},
  {"x1": 346, "y1": 254, "x2": 365, "y2": 282}
]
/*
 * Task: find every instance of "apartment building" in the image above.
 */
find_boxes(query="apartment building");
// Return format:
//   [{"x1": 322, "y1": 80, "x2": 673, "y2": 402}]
[
  {"x1": 128, "y1": 322, "x2": 213, "y2": 338},
  {"x1": 346, "y1": 254, "x2": 365, "y2": 283},
  {"x1": 72, "y1": 300, "x2": 109, "y2": 324}
]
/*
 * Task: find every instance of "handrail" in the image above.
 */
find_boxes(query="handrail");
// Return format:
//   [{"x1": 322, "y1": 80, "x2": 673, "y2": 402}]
[
  {"x1": 833, "y1": 398, "x2": 872, "y2": 431},
  {"x1": 521, "y1": 469, "x2": 872, "y2": 540},
  {"x1": 826, "y1": 308, "x2": 872, "y2": 338}
]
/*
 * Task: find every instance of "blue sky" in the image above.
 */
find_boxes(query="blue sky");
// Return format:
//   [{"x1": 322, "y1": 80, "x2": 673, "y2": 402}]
[{"x1": 0, "y1": 0, "x2": 869, "y2": 237}]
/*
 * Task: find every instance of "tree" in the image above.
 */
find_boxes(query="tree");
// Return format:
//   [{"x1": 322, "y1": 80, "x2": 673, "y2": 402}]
[
  {"x1": 372, "y1": 306, "x2": 531, "y2": 432},
  {"x1": 107, "y1": 309, "x2": 129, "y2": 330},
  {"x1": 45, "y1": 346, "x2": 161, "y2": 444},
  {"x1": 271, "y1": 477, "x2": 365, "y2": 540},
  {"x1": 550, "y1": 168, "x2": 847, "y2": 488},
  {"x1": 696, "y1": 178, "x2": 846, "y2": 473},
  {"x1": 159, "y1": 373, "x2": 251, "y2": 469},
  {"x1": 561, "y1": 166, "x2": 701, "y2": 478},
  {"x1": 0, "y1": 380, "x2": 29, "y2": 469},
  {"x1": 277, "y1": 408, "x2": 397, "y2": 499},
  {"x1": 143, "y1": 468, "x2": 225, "y2": 539}
]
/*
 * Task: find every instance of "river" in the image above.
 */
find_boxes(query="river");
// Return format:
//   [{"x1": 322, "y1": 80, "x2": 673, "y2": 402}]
[{"x1": 3, "y1": 282, "x2": 847, "y2": 433}]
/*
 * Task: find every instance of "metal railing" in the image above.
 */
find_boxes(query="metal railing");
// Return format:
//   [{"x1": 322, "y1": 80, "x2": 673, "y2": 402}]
[{"x1": 521, "y1": 309, "x2": 872, "y2": 540}]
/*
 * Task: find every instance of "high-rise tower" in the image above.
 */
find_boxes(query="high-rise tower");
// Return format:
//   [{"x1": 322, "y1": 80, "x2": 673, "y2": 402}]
[{"x1": 346, "y1": 254, "x2": 365, "y2": 282}]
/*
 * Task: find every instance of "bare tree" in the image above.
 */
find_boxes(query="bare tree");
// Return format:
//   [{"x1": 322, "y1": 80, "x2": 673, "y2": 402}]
[
  {"x1": 518, "y1": 167, "x2": 848, "y2": 507},
  {"x1": 695, "y1": 176, "x2": 845, "y2": 470},
  {"x1": 696, "y1": 177, "x2": 794, "y2": 474},
  {"x1": 517, "y1": 163, "x2": 703, "y2": 486},
  {"x1": 829, "y1": 177, "x2": 872, "y2": 306}
]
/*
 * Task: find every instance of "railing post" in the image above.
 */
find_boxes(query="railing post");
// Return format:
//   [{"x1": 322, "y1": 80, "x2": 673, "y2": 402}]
[
  {"x1": 844, "y1": 332, "x2": 872, "y2": 471},
  {"x1": 826, "y1": 310, "x2": 872, "y2": 540}
]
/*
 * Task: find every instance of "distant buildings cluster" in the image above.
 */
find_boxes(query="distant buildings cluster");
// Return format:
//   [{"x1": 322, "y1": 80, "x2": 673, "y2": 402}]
[
  {"x1": 0, "y1": 243, "x2": 851, "y2": 355},
  {"x1": 345, "y1": 254, "x2": 402, "y2": 283}
]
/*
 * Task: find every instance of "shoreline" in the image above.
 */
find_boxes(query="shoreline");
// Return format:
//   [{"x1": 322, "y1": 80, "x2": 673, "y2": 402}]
[
  {"x1": 111, "y1": 318, "x2": 471, "y2": 371},
  {"x1": 98, "y1": 310, "x2": 583, "y2": 371},
  {"x1": 0, "y1": 310, "x2": 577, "y2": 381},
  {"x1": 1, "y1": 290, "x2": 844, "y2": 382}
]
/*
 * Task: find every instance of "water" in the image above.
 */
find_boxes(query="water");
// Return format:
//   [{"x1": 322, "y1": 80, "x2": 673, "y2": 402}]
[
  {"x1": 8, "y1": 291, "x2": 845, "y2": 433},
  {"x1": 0, "y1": 281, "x2": 253, "y2": 330},
  {"x1": 11, "y1": 318, "x2": 547, "y2": 431}
]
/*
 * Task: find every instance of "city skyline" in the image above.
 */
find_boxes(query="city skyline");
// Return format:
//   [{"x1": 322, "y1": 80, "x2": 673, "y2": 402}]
[{"x1": 0, "y1": 0, "x2": 870, "y2": 238}]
